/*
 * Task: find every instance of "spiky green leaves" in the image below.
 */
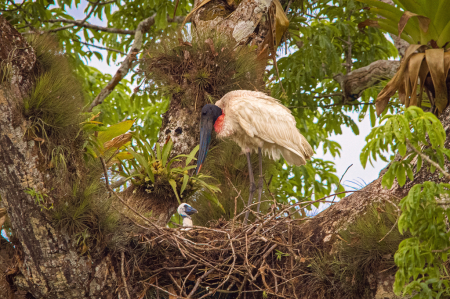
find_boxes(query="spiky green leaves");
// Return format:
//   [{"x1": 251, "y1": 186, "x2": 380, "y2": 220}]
[
  {"x1": 118, "y1": 134, "x2": 221, "y2": 207},
  {"x1": 142, "y1": 30, "x2": 265, "y2": 108}
]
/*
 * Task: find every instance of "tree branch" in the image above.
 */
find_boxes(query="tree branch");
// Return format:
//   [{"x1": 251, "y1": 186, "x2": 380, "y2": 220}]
[
  {"x1": 87, "y1": 15, "x2": 185, "y2": 111},
  {"x1": 74, "y1": 39, "x2": 127, "y2": 55},
  {"x1": 289, "y1": 102, "x2": 375, "y2": 110},
  {"x1": 45, "y1": 18, "x2": 135, "y2": 34},
  {"x1": 121, "y1": 251, "x2": 131, "y2": 299},
  {"x1": 44, "y1": 15, "x2": 185, "y2": 36},
  {"x1": 333, "y1": 59, "x2": 400, "y2": 102},
  {"x1": 313, "y1": 92, "x2": 343, "y2": 99},
  {"x1": 406, "y1": 140, "x2": 450, "y2": 181}
]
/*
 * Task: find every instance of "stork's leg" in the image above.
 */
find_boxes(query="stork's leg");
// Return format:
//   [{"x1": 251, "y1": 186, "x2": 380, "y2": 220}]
[
  {"x1": 243, "y1": 152, "x2": 256, "y2": 225},
  {"x1": 256, "y1": 147, "x2": 263, "y2": 213}
]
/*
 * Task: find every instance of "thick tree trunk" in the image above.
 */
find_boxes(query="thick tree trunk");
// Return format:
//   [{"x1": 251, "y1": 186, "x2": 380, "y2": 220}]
[{"x1": 0, "y1": 17, "x2": 117, "y2": 299}]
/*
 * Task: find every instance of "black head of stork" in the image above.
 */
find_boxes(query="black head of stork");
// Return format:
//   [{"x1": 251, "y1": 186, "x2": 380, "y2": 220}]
[{"x1": 196, "y1": 104, "x2": 222, "y2": 174}]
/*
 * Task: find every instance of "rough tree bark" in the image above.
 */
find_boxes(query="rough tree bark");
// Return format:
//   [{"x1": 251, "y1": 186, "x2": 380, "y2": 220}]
[
  {"x1": 0, "y1": 17, "x2": 118, "y2": 299},
  {"x1": 334, "y1": 60, "x2": 401, "y2": 102}
]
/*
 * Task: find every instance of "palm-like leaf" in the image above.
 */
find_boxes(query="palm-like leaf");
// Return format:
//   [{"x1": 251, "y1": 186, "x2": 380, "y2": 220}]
[
  {"x1": 358, "y1": 0, "x2": 450, "y2": 115},
  {"x1": 358, "y1": 0, "x2": 450, "y2": 46}
]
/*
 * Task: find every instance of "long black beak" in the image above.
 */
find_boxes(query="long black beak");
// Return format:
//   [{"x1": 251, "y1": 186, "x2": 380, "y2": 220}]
[
  {"x1": 195, "y1": 117, "x2": 214, "y2": 174},
  {"x1": 185, "y1": 205, "x2": 198, "y2": 216}
]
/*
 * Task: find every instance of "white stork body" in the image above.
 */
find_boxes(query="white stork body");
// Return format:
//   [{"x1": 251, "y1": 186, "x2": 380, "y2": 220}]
[
  {"x1": 196, "y1": 90, "x2": 314, "y2": 224},
  {"x1": 213, "y1": 90, "x2": 314, "y2": 165}
]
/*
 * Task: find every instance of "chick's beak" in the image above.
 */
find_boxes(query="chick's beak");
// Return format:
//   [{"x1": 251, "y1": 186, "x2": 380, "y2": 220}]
[{"x1": 185, "y1": 206, "x2": 198, "y2": 216}]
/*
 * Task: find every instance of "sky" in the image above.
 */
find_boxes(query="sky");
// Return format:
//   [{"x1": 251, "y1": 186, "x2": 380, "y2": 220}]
[{"x1": 68, "y1": 1, "x2": 388, "y2": 187}]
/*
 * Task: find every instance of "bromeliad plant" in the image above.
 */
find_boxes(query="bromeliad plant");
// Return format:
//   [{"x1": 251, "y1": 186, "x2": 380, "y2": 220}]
[
  {"x1": 358, "y1": 0, "x2": 450, "y2": 116},
  {"x1": 121, "y1": 135, "x2": 222, "y2": 207},
  {"x1": 82, "y1": 115, "x2": 221, "y2": 208}
]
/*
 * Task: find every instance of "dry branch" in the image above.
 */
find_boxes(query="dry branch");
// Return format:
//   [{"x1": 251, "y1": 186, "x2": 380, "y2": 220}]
[
  {"x1": 333, "y1": 59, "x2": 401, "y2": 102},
  {"x1": 88, "y1": 14, "x2": 185, "y2": 111},
  {"x1": 45, "y1": 15, "x2": 185, "y2": 35}
]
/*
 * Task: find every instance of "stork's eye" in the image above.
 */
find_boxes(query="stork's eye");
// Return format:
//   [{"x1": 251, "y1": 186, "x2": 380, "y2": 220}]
[{"x1": 202, "y1": 111, "x2": 207, "y2": 115}]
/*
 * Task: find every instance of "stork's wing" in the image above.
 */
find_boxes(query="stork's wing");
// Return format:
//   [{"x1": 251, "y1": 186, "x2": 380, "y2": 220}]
[{"x1": 231, "y1": 94, "x2": 314, "y2": 166}]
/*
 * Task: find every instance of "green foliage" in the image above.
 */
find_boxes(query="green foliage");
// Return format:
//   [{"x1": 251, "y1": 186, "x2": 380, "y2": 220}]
[
  {"x1": 119, "y1": 134, "x2": 222, "y2": 207},
  {"x1": 273, "y1": 0, "x2": 399, "y2": 154},
  {"x1": 361, "y1": 106, "x2": 450, "y2": 188},
  {"x1": 357, "y1": 0, "x2": 450, "y2": 47},
  {"x1": 394, "y1": 182, "x2": 450, "y2": 298},
  {"x1": 79, "y1": 65, "x2": 169, "y2": 143},
  {"x1": 25, "y1": 188, "x2": 54, "y2": 211},
  {"x1": 275, "y1": 249, "x2": 290, "y2": 261},
  {"x1": 273, "y1": 158, "x2": 345, "y2": 207},
  {"x1": 363, "y1": 106, "x2": 450, "y2": 298}
]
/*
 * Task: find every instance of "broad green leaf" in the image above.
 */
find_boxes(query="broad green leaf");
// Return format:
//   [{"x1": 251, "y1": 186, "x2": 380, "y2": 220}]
[
  {"x1": 127, "y1": 148, "x2": 154, "y2": 182},
  {"x1": 97, "y1": 119, "x2": 135, "y2": 144}
]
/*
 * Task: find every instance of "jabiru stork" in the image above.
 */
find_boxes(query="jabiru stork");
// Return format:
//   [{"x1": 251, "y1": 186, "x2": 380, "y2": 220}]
[{"x1": 195, "y1": 90, "x2": 314, "y2": 224}]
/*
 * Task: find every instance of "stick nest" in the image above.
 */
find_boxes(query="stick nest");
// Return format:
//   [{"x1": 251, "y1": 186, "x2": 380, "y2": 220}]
[{"x1": 118, "y1": 200, "x2": 405, "y2": 299}]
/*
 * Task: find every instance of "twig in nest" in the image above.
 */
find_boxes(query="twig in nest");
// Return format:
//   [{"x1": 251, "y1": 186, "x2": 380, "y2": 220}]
[
  {"x1": 188, "y1": 268, "x2": 215, "y2": 298},
  {"x1": 269, "y1": 267, "x2": 278, "y2": 293},
  {"x1": 236, "y1": 275, "x2": 248, "y2": 299},
  {"x1": 182, "y1": 263, "x2": 198, "y2": 296},
  {"x1": 263, "y1": 176, "x2": 277, "y2": 213},
  {"x1": 145, "y1": 283, "x2": 181, "y2": 298},
  {"x1": 168, "y1": 272, "x2": 183, "y2": 296},
  {"x1": 156, "y1": 276, "x2": 160, "y2": 299},
  {"x1": 259, "y1": 262, "x2": 273, "y2": 293},
  {"x1": 121, "y1": 251, "x2": 131, "y2": 299},
  {"x1": 227, "y1": 177, "x2": 247, "y2": 208},
  {"x1": 198, "y1": 234, "x2": 236, "y2": 298}
]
